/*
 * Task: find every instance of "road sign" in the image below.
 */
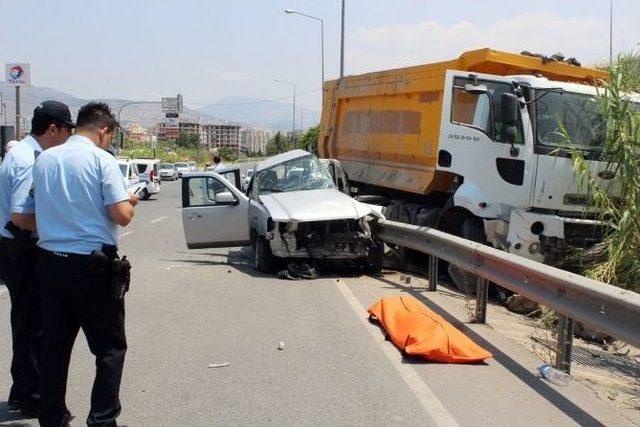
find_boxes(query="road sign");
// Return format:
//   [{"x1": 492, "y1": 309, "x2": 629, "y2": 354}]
[
  {"x1": 161, "y1": 97, "x2": 177, "y2": 113},
  {"x1": 161, "y1": 95, "x2": 183, "y2": 114},
  {"x1": 5, "y1": 63, "x2": 30, "y2": 86}
]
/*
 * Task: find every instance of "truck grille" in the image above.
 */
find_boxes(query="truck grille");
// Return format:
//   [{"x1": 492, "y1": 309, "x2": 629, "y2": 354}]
[{"x1": 564, "y1": 222, "x2": 607, "y2": 248}]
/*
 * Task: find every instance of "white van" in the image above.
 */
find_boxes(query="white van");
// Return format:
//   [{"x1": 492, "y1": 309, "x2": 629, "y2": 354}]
[
  {"x1": 118, "y1": 159, "x2": 154, "y2": 200},
  {"x1": 132, "y1": 158, "x2": 161, "y2": 198}
]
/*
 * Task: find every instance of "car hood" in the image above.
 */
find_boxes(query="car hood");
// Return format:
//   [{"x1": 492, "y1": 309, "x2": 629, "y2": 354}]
[{"x1": 259, "y1": 189, "x2": 383, "y2": 222}]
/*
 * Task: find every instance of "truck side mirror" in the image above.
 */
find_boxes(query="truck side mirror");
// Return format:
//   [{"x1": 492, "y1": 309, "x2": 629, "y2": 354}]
[{"x1": 501, "y1": 93, "x2": 520, "y2": 156}]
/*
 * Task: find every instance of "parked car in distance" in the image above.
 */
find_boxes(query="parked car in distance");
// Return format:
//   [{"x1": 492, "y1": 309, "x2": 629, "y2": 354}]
[
  {"x1": 159, "y1": 163, "x2": 179, "y2": 181},
  {"x1": 175, "y1": 162, "x2": 190, "y2": 177},
  {"x1": 188, "y1": 161, "x2": 199, "y2": 172},
  {"x1": 180, "y1": 149, "x2": 385, "y2": 274},
  {"x1": 117, "y1": 158, "x2": 147, "y2": 197},
  {"x1": 242, "y1": 169, "x2": 254, "y2": 192},
  {"x1": 132, "y1": 158, "x2": 161, "y2": 199}
]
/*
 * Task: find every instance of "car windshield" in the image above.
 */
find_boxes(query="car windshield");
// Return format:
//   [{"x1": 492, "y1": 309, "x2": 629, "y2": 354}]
[
  {"x1": 160, "y1": 163, "x2": 174, "y2": 169},
  {"x1": 255, "y1": 154, "x2": 336, "y2": 195},
  {"x1": 119, "y1": 164, "x2": 127, "y2": 176},
  {"x1": 536, "y1": 91, "x2": 605, "y2": 151},
  {"x1": 176, "y1": 163, "x2": 188, "y2": 168}
]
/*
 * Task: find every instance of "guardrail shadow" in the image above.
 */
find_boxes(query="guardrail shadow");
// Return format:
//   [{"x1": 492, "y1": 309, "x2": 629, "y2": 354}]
[{"x1": 372, "y1": 275, "x2": 606, "y2": 426}]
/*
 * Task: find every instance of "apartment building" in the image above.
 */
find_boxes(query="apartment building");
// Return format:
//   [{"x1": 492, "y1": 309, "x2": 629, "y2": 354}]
[
  {"x1": 240, "y1": 128, "x2": 272, "y2": 155},
  {"x1": 201, "y1": 124, "x2": 242, "y2": 153}
]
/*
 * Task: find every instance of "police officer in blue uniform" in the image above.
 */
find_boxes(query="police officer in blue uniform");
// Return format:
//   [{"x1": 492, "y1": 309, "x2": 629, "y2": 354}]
[
  {"x1": 33, "y1": 102, "x2": 137, "y2": 427},
  {"x1": 0, "y1": 101, "x2": 74, "y2": 417}
]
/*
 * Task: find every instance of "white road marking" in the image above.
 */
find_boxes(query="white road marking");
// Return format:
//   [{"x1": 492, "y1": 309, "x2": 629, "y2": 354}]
[
  {"x1": 166, "y1": 264, "x2": 191, "y2": 271},
  {"x1": 150, "y1": 215, "x2": 167, "y2": 224},
  {"x1": 335, "y1": 280, "x2": 459, "y2": 427},
  {"x1": 121, "y1": 231, "x2": 135, "y2": 239}
]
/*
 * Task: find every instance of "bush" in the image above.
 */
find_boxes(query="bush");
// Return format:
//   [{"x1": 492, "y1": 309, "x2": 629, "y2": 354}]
[{"x1": 562, "y1": 54, "x2": 640, "y2": 292}]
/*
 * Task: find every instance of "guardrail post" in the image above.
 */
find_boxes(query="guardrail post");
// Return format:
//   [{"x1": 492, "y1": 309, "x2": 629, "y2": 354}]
[
  {"x1": 428, "y1": 255, "x2": 438, "y2": 291},
  {"x1": 475, "y1": 277, "x2": 489, "y2": 323},
  {"x1": 397, "y1": 246, "x2": 407, "y2": 272},
  {"x1": 555, "y1": 315, "x2": 574, "y2": 374}
]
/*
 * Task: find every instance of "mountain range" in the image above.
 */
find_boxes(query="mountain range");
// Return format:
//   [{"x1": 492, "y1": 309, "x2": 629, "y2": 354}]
[
  {"x1": 0, "y1": 84, "x2": 319, "y2": 132},
  {"x1": 198, "y1": 97, "x2": 320, "y2": 131}
]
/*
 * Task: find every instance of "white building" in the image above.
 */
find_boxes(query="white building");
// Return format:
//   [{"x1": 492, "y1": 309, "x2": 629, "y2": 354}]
[{"x1": 240, "y1": 128, "x2": 272, "y2": 155}]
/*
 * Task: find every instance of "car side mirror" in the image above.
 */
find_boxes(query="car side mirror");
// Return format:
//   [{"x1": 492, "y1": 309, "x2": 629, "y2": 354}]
[
  {"x1": 215, "y1": 191, "x2": 237, "y2": 205},
  {"x1": 501, "y1": 93, "x2": 520, "y2": 156}
]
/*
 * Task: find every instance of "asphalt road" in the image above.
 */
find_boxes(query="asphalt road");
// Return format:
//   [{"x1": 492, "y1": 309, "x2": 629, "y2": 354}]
[{"x1": 0, "y1": 179, "x2": 634, "y2": 426}]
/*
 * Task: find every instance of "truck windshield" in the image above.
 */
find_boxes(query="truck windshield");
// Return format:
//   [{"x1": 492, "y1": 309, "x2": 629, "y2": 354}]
[
  {"x1": 255, "y1": 154, "x2": 336, "y2": 195},
  {"x1": 536, "y1": 91, "x2": 605, "y2": 151}
]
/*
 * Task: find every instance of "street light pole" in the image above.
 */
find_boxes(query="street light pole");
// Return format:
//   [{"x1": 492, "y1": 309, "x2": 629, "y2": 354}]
[
  {"x1": 609, "y1": 0, "x2": 613, "y2": 64},
  {"x1": 284, "y1": 9, "x2": 324, "y2": 87},
  {"x1": 274, "y1": 79, "x2": 296, "y2": 149}
]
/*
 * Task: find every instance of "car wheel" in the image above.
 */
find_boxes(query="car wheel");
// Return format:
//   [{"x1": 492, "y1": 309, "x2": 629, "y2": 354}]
[
  {"x1": 365, "y1": 243, "x2": 384, "y2": 275},
  {"x1": 140, "y1": 188, "x2": 150, "y2": 200},
  {"x1": 254, "y1": 236, "x2": 275, "y2": 273}
]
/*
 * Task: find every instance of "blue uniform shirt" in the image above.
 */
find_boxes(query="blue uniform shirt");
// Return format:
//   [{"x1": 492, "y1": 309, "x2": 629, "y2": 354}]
[
  {"x1": 0, "y1": 135, "x2": 42, "y2": 238},
  {"x1": 32, "y1": 135, "x2": 130, "y2": 254}
]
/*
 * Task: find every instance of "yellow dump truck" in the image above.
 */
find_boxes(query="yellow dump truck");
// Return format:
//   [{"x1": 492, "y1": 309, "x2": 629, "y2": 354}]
[{"x1": 320, "y1": 48, "x2": 611, "y2": 283}]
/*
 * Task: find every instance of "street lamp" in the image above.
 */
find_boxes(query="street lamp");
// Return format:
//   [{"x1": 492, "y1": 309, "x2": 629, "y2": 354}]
[
  {"x1": 274, "y1": 78, "x2": 296, "y2": 148},
  {"x1": 284, "y1": 9, "x2": 324, "y2": 86}
]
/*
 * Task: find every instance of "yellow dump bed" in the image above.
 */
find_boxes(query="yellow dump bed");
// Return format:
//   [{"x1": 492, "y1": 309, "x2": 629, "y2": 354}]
[{"x1": 319, "y1": 48, "x2": 606, "y2": 195}]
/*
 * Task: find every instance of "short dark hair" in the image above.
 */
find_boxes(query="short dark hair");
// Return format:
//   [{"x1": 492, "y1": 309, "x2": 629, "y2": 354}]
[
  {"x1": 76, "y1": 102, "x2": 118, "y2": 132},
  {"x1": 31, "y1": 115, "x2": 65, "y2": 136},
  {"x1": 213, "y1": 155, "x2": 221, "y2": 163}
]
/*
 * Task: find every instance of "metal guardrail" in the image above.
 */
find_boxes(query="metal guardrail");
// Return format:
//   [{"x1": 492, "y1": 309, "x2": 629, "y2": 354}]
[{"x1": 373, "y1": 220, "x2": 640, "y2": 373}]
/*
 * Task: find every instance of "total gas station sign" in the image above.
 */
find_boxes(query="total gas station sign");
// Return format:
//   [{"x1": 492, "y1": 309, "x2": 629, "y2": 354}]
[{"x1": 5, "y1": 63, "x2": 30, "y2": 86}]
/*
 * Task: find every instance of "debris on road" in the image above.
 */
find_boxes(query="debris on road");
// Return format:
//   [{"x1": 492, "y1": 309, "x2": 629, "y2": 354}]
[
  {"x1": 277, "y1": 262, "x2": 319, "y2": 280},
  {"x1": 207, "y1": 362, "x2": 230, "y2": 369},
  {"x1": 278, "y1": 341, "x2": 285, "y2": 351},
  {"x1": 507, "y1": 294, "x2": 538, "y2": 314}
]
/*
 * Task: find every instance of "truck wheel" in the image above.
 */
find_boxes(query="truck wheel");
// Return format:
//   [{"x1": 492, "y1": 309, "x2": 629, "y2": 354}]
[
  {"x1": 365, "y1": 243, "x2": 384, "y2": 275},
  {"x1": 254, "y1": 236, "x2": 275, "y2": 273},
  {"x1": 449, "y1": 217, "x2": 485, "y2": 293}
]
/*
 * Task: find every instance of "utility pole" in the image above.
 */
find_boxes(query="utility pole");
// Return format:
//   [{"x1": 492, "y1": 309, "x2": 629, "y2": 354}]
[
  {"x1": 340, "y1": 0, "x2": 345, "y2": 78},
  {"x1": 609, "y1": 0, "x2": 613, "y2": 64},
  {"x1": 15, "y1": 87, "x2": 21, "y2": 138}
]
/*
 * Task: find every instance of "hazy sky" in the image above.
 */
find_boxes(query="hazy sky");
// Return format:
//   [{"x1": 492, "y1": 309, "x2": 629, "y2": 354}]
[{"x1": 1, "y1": 0, "x2": 639, "y2": 111}]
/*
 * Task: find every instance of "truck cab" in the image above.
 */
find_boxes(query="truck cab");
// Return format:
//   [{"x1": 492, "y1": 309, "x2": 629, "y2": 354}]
[{"x1": 438, "y1": 71, "x2": 619, "y2": 262}]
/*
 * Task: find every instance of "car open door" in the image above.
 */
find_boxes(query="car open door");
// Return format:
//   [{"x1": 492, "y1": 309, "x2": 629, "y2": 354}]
[{"x1": 181, "y1": 173, "x2": 250, "y2": 248}]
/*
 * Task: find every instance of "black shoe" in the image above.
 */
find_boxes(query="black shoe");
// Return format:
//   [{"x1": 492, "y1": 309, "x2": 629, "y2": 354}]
[{"x1": 7, "y1": 399, "x2": 21, "y2": 413}]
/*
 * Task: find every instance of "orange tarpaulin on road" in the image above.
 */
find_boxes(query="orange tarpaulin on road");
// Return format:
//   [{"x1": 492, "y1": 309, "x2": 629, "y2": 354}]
[{"x1": 368, "y1": 296, "x2": 492, "y2": 364}]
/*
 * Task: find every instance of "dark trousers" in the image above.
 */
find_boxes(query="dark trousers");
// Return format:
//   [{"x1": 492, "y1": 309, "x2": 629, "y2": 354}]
[
  {"x1": 0, "y1": 238, "x2": 41, "y2": 406},
  {"x1": 37, "y1": 250, "x2": 127, "y2": 427}
]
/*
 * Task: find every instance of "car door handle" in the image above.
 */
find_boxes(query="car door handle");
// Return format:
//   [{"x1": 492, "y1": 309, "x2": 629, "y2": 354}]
[{"x1": 187, "y1": 213, "x2": 202, "y2": 220}]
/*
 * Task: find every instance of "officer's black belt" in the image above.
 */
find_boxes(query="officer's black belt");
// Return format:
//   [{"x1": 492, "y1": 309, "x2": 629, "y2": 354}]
[{"x1": 38, "y1": 248, "x2": 91, "y2": 263}]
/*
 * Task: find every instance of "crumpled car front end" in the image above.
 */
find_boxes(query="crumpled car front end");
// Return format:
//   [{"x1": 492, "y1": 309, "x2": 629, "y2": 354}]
[{"x1": 269, "y1": 216, "x2": 378, "y2": 259}]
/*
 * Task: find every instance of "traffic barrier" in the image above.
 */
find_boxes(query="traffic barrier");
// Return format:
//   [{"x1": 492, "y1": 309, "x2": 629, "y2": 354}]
[{"x1": 373, "y1": 219, "x2": 640, "y2": 373}]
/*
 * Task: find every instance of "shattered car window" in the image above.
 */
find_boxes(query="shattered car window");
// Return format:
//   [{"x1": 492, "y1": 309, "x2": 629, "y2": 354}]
[{"x1": 256, "y1": 154, "x2": 336, "y2": 195}]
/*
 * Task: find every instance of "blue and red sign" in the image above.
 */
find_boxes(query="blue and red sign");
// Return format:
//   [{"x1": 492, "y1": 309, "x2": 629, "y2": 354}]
[{"x1": 5, "y1": 63, "x2": 30, "y2": 86}]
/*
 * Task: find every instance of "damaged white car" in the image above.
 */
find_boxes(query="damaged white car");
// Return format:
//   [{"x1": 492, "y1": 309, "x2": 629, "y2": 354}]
[{"x1": 180, "y1": 150, "x2": 384, "y2": 273}]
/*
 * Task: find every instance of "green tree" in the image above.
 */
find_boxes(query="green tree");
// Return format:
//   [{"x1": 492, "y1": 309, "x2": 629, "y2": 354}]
[
  {"x1": 298, "y1": 125, "x2": 320, "y2": 154},
  {"x1": 217, "y1": 147, "x2": 237, "y2": 162},
  {"x1": 175, "y1": 132, "x2": 200, "y2": 148},
  {"x1": 266, "y1": 131, "x2": 287, "y2": 155},
  {"x1": 562, "y1": 53, "x2": 640, "y2": 292}
]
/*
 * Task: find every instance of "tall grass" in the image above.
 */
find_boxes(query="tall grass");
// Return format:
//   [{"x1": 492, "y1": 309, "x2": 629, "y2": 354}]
[{"x1": 565, "y1": 54, "x2": 640, "y2": 292}]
